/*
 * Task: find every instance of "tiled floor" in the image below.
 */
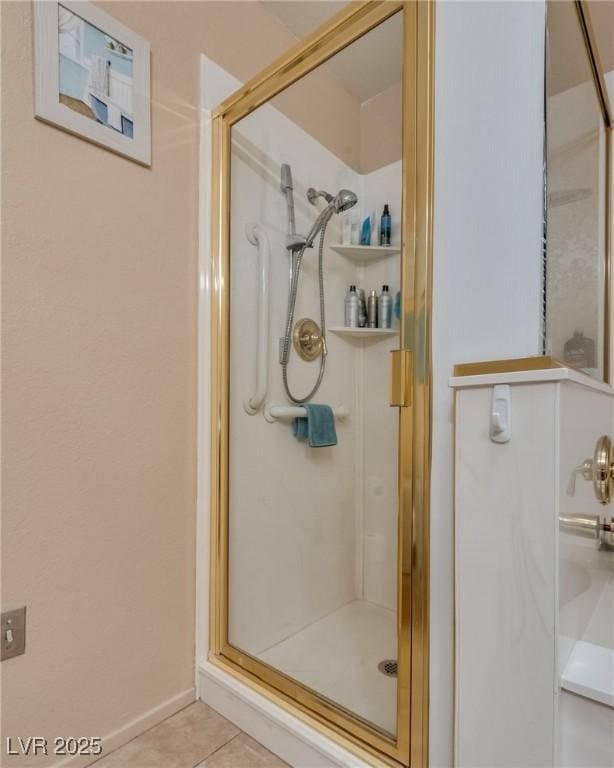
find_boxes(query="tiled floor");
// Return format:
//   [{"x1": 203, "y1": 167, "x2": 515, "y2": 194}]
[
  {"x1": 259, "y1": 599, "x2": 397, "y2": 734},
  {"x1": 92, "y1": 602, "x2": 396, "y2": 766},
  {"x1": 93, "y1": 702, "x2": 287, "y2": 768}
]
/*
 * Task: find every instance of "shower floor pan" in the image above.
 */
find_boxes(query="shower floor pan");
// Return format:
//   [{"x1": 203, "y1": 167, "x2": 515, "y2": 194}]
[{"x1": 258, "y1": 599, "x2": 397, "y2": 735}]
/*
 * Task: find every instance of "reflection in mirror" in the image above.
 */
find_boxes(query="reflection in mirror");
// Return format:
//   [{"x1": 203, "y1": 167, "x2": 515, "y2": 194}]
[
  {"x1": 262, "y1": 1, "x2": 352, "y2": 42},
  {"x1": 227, "y1": 11, "x2": 403, "y2": 736},
  {"x1": 545, "y1": 0, "x2": 608, "y2": 379},
  {"x1": 584, "y1": 0, "x2": 614, "y2": 113}
]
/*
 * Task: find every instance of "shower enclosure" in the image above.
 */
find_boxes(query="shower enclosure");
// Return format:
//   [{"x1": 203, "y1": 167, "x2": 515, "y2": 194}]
[{"x1": 208, "y1": 4, "x2": 434, "y2": 765}]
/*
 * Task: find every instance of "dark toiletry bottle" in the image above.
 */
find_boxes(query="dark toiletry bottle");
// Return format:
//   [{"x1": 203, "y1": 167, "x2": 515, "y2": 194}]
[
  {"x1": 564, "y1": 330, "x2": 596, "y2": 369},
  {"x1": 380, "y1": 204, "x2": 391, "y2": 246},
  {"x1": 357, "y1": 288, "x2": 367, "y2": 327}
]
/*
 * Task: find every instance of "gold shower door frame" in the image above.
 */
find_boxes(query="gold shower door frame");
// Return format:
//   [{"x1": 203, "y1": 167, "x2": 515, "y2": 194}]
[{"x1": 208, "y1": 3, "x2": 434, "y2": 766}]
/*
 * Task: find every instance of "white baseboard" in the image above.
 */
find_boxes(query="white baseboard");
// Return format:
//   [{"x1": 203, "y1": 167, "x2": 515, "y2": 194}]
[
  {"x1": 54, "y1": 687, "x2": 196, "y2": 768},
  {"x1": 198, "y1": 661, "x2": 372, "y2": 768}
]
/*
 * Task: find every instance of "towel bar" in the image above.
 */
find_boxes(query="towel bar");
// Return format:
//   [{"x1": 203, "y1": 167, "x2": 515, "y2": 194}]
[{"x1": 263, "y1": 403, "x2": 349, "y2": 423}]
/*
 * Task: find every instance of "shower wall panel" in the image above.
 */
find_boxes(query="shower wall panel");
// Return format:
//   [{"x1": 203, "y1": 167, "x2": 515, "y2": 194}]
[
  {"x1": 228, "y1": 103, "x2": 361, "y2": 655},
  {"x1": 357, "y1": 161, "x2": 402, "y2": 611}
]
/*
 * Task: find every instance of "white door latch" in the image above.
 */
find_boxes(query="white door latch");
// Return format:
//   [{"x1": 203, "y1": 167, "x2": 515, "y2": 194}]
[{"x1": 490, "y1": 384, "x2": 511, "y2": 443}]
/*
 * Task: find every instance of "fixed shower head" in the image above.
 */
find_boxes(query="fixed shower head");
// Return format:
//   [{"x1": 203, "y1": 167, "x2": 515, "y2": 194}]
[
  {"x1": 307, "y1": 188, "x2": 334, "y2": 206},
  {"x1": 307, "y1": 187, "x2": 358, "y2": 213},
  {"x1": 334, "y1": 189, "x2": 358, "y2": 213}
]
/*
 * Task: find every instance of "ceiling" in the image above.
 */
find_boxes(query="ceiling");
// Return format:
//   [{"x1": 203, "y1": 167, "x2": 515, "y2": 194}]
[{"x1": 262, "y1": 1, "x2": 403, "y2": 103}]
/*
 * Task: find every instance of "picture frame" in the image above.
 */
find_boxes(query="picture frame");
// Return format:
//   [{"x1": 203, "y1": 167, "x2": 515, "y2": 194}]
[{"x1": 33, "y1": 0, "x2": 151, "y2": 166}]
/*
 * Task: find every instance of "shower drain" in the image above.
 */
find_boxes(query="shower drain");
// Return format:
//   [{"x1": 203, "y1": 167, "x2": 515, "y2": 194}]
[{"x1": 377, "y1": 659, "x2": 398, "y2": 677}]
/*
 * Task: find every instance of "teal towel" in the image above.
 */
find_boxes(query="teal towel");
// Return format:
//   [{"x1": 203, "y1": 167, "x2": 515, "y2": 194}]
[{"x1": 292, "y1": 404, "x2": 337, "y2": 447}]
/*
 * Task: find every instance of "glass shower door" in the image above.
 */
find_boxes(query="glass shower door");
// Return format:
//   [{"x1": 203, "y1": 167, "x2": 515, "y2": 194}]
[
  {"x1": 208, "y1": 3, "x2": 434, "y2": 764},
  {"x1": 226, "y1": 10, "x2": 403, "y2": 738}
]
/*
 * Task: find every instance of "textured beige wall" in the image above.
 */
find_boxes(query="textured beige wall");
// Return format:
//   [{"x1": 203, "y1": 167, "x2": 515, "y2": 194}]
[
  {"x1": 0, "y1": 0, "x2": 401, "y2": 763},
  {"x1": 0, "y1": 1, "x2": 337, "y2": 765}
]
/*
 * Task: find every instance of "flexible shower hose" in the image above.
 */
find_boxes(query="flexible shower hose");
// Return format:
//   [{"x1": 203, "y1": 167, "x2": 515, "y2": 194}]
[{"x1": 280, "y1": 207, "x2": 333, "y2": 404}]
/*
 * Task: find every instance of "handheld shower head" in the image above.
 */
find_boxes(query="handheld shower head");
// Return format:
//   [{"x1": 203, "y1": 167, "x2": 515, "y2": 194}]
[{"x1": 334, "y1": 189, "x2": 358, "y2": 213}]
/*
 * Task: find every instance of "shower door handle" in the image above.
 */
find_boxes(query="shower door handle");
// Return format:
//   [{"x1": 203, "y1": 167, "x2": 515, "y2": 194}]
[{"x1": 390, "y1": 350, "x2": 412, "y2": 407}]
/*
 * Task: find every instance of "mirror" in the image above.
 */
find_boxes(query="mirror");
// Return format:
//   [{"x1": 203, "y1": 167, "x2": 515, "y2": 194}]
[
  {"x1": 545, "y1": 0, "x2": 610, "y2": 379},
  {"x1": 584, "y1": 1, "x2": 614, "y2": 114},
  {"x1": 226, "y1": 10, "x2": 403, "y2": 737}
]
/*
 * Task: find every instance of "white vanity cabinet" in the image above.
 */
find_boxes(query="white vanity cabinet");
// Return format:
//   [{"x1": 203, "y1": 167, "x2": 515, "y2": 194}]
[{"x1": 452, "y1": 366, "x2": 614, "y2": 768}]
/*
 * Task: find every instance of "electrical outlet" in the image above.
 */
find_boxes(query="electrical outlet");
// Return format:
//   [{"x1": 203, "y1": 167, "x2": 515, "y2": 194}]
[{"x1": 1, "y1": 607, "x2": 26, "y2": 660}]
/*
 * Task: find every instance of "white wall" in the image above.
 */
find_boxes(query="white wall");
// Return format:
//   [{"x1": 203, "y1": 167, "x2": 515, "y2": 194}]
[
  {"x1": 359, "y1": 162, "x2": 402, "y2": 611},
  {"x1": 431, "y1": 1, "x2": 546, "y2": 764}
]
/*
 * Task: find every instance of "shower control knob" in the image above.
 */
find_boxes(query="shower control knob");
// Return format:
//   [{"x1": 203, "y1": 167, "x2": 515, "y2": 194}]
[
  {"x1": 567, "y1": 435, "x2": 613, "y2": 504},
  {"x1": 292, "y1": 318, "x2": 323, "y2": 362},
  {"x1": 567, "y1": 459, "x2": 594, "y2": 496},
  {"x1": 590, "y1": 435, "x2": 613, "y2": 505}
]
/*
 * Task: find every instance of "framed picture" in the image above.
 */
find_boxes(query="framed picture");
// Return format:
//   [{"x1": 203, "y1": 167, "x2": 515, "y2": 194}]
[{"x1": 33, "y1": 1, "x2": 151, "y2": 166}]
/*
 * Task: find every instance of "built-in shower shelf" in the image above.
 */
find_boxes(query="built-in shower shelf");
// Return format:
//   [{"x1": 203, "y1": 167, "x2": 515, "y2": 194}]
[
  {"x1": 330, "y1": 244, "x2": 400, "y2": 263},
  {"x1": 328, "y1": 326, "x2": 398, "y2": 340}
]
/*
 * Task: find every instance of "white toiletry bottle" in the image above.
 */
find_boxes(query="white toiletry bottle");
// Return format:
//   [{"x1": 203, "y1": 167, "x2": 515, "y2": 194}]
[
  {"x1": 345, "y1": 285, "x2": 359, "y2": 327},
  {"x1": 378, "y1": 285, "x2": 392, "y2": 328}
]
